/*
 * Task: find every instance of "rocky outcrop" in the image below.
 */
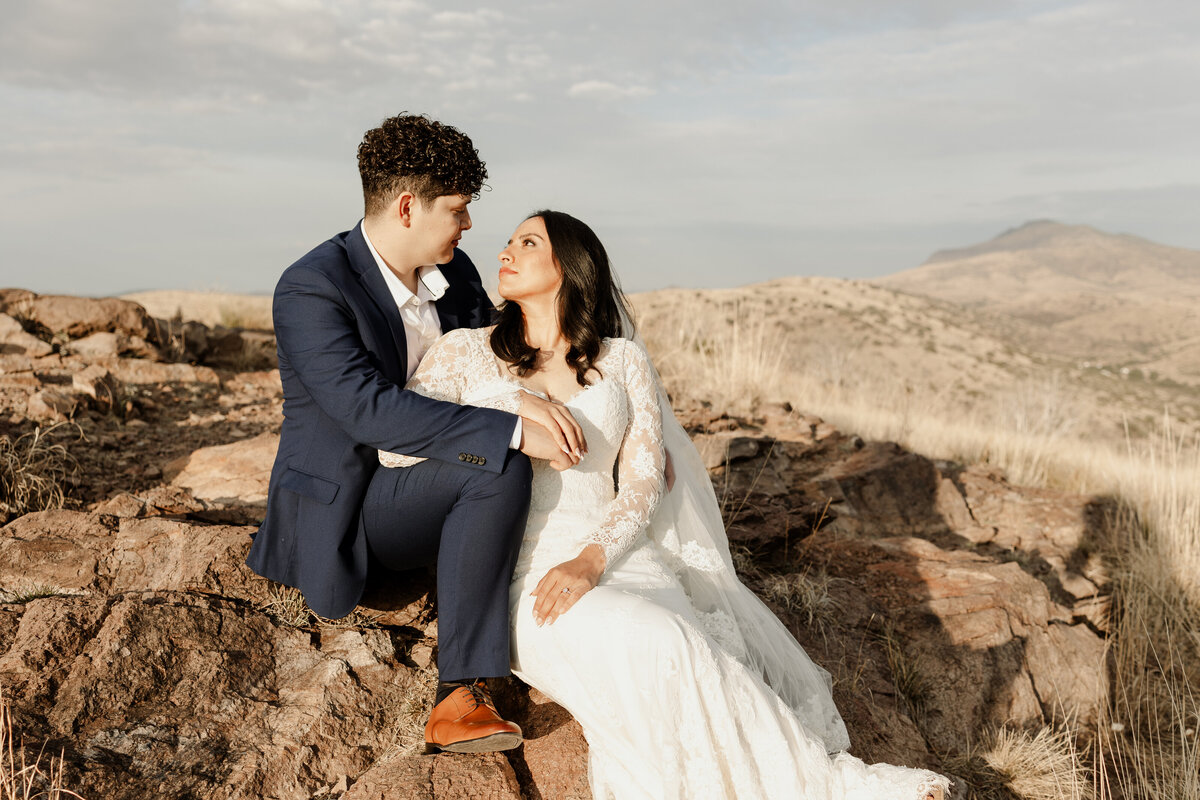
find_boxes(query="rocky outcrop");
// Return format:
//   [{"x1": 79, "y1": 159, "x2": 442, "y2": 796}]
[
  {"x1": 698, "y1": 410, "x2": 1111, "y2": 767},
  {"x1": 164, "y1": 432, "x2": 279, "y2": 508},
  {"x1": 0, "y1": 406, "x2": 1117, "y2": 798},
  {"x1": 0, "y1": 313, "x2": 53, "y2": 358},
  {"x1": 0, "y1": 293, "x2": 158, "y2": 344},
  {"x1": 0, "y1": 289, "x2": 1116, "y2": 798}
]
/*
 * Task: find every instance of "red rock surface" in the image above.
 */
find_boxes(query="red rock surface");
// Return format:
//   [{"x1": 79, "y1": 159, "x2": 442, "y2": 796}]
[{"x1": 0, "y1": 292, "x2": 1116, "y2": 798}]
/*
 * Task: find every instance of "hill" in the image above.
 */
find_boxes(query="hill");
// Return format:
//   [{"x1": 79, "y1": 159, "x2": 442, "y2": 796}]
[
  {"x1": 877, "y1": 221, "x2": 1200, "y2": 387},
  {"x1": 632, "y1": 275, "x2": 1198, "y2": 445}
]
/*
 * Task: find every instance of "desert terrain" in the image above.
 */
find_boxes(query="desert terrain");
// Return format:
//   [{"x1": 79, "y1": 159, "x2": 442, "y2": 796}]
[{"x1": 0, "y1": 220, "x2": 1196, "y2": 798}]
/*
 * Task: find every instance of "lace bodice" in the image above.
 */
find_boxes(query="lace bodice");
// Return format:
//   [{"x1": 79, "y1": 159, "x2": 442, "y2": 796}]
[{"x1": 379, "y1": 327, "x2": 665, "y2": 569}]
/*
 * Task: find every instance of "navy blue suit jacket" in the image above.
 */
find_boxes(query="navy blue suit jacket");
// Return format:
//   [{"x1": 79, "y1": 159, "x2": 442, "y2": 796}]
[{"x1": 246, "y1": 223, "x2": 517, "y2": 618}]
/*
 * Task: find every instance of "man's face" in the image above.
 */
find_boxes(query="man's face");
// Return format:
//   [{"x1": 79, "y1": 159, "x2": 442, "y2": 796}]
[{"x1": 410, "y1": 193, "x2": 472, "y2": 265}]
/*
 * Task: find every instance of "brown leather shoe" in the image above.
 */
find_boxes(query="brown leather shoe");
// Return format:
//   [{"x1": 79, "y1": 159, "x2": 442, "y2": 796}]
[{"x1": 424, "y1": 682, "x2": 523, "y2": 754}]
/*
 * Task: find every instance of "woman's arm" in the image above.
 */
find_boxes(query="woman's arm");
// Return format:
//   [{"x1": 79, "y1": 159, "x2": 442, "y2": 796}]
[{"x1": 531, "y1": 339, "x2": 666, "y2": 624}]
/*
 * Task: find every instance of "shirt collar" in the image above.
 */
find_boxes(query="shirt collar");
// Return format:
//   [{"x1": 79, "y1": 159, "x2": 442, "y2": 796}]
[{"x1": 360, "y1": 222, "x2": 450, "y2": 305}]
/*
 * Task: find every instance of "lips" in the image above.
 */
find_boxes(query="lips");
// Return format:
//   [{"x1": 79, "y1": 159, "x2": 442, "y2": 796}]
[{"x1": 498, "y1": 267, "x2": 516, "y2": 277}]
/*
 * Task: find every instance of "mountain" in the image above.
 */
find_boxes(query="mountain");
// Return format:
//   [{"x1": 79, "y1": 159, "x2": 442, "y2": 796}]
[{"x1": 877, "y1": 221, "x2": 1200, "y2": 386}]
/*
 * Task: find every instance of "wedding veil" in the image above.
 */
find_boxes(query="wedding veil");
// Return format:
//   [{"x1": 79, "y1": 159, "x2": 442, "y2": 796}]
[{"x1": 619, "y1": 307, "x2": 852, "y2": 753}]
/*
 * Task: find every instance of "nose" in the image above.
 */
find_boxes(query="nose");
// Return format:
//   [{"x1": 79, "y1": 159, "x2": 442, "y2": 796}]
[
  {"x1": 460, "y1": 210, "x2": 472, "y2": 231},
  {"x1": 498, "y1": 245, "x2": 513, "y2": 264}
]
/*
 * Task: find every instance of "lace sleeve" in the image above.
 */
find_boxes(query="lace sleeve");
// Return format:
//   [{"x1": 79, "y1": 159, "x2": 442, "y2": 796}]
[
  {"x1": 378, "y1": 329, "x2": 480, "y2": 469},
  {"x1": 588, "y1": 339, "x2": 666, "y2": 568},
  {"x1": 405, "y1": 328, "x2": 476, "y2": 402}
]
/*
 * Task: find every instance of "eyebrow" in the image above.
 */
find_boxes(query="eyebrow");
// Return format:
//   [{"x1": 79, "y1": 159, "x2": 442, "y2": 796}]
[{"x1": 505, "y1": 233, "x2": 545, "y2": 245}]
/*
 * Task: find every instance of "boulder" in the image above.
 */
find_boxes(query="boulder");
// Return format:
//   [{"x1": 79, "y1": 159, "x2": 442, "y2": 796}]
[
  {"x1": 14, "y1": 294, "x2": 158, "y2": 343},
  {"x1": 109, "y1": 359, "x2": 220, "y2": 385},
  {"x1": 0, "y1": 312, "x2": 52, "y2": 357},
  {"x1": 65, "y1": 332, "x2": 123, "y2": 360},
  {"x1": 344, "y1": 753, "x2": 524, "y2": 800},
  {"x1": 64, "y1": 331, "x2": 158, "y2": 359},
  {"x1": 204, "y1": 327, "x2": 279, "y2": 370},
  {"x1": 72, "y1": 365, "x2": 121, "y2": 410},
  {"x1": 164, "y1": 432, "x2": 279, "y2": 507},
  {"x1": 0, "y1": 354, "x2": 33, "y2": 374},
  {"x1": 0, "y1": 408, "x2": 1117, "y2": 798},
  {"x1": 27, "y1": 388, "x2": 78, "y2": 421}
]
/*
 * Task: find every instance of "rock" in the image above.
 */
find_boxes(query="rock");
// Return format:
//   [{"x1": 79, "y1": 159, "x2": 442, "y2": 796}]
[
  {"x1": 27, "y1": 388, "x2": 78, "y2": 421},
  {"x1": 226, "y1": 369, "x2": 282, "y2": 395},
  {"x1": 164, "y1": 432, "x2": 279, "y2": 507},
  {"x1": 492, "y1": 685, "x2": 591, "y2": 800},
  {"x1": 109, "y1": 358, "x2": 220, "y2": 385},
  {"x1": 0, "y1": 288, "x2": 36, "y2": 310},
  {"x1": 72, "y1": 365, "x2": 121, "y2": 410},
  {"x1": 204, "y1": 327, "x2": 278, "y2": 370},
  {"x1": 0, "y1": 312, "x2": 52, "y2": 357},
  {"x1": 790, "y1": 530, "x2": 1108, "y2": 758},
  {"x1": 14, "y1": 294, "x2": 158, "y2": 343},
  {"x1": 0, "y1": 396, "x2": 1117, "y2": 798},
  {"x1": 65, "y1": 332, "x2": 123, "y2": 360},
  {"x1": 691, "y1": 432, "x2": 762, "y2": 470},
  {"x1": 0, "y1": 511, "x2": 259, "y2": 599},
  {"x1": 0, "y1": 354, "x2": 33, "y2": 374},
  {"x1": 91, "y1": 486, "x2": 207, "y2": 519},
  {"x1": 345, "y1": 753, "x2": 524, "y2": 800},
  {"x1": 46, "y1": 593, "x2": 403, "y2": 800}
]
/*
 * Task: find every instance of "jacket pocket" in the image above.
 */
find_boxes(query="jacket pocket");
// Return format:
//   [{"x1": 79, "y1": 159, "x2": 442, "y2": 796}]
[{"x1": 278, "y1": 466, "x2": 340, "y2": 505}]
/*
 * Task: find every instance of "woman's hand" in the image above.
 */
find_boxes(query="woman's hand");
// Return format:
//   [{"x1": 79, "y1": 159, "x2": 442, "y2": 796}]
[
  {"x1": 519, "y1": 392, "x2": 587, "y2": 461},
  {"x1": 531, "y1": 544, "x2": 606, "y2": 626},
  {"x1": 519, "y1": 420, "x2": 577, "y2": 471}
]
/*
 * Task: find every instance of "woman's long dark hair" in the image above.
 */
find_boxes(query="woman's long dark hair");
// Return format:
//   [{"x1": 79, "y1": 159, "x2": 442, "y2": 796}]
[{"x1": 491, "y1": 210, "x2": 634, "y2": 386}]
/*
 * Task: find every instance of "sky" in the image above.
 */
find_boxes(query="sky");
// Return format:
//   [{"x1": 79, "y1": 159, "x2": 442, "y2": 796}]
[{"x1": 1, "y1": 0, "x2": 1198, "y2": 297}]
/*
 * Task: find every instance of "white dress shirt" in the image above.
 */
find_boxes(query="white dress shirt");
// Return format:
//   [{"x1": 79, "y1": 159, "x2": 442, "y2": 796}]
[{"x1": 360, "y1": 225, "x2": 522, "y2": 449}]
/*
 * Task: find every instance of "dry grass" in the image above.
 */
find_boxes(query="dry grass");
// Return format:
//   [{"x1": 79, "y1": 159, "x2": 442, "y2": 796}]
[
  {"x1": 759, "y1": 570, "x2": 842, "y2": 633},
  {"x1": 0, "y1": 585, "x2": 72, "y2": 605},
  {"x1": 639, "y1": 294, "x2": 1200, "y2": 799},
  {"x1": 1, "y1": 686, "x2": 83, "y2": 800},
  {"x1": 945, "y1": 726, "x2": 1093, "y2": 800},
  {"x1": 0, "y1": 425, "x2": 78, "y2": 521},
  {"x1": 876, "y1": 623, "x2": 933, "y2": 725},
  {"x1": 381, "y1": 658, "x2": 439, "y2": 756},
  {"x1": 259, "y1": 584, "x2": 382, "y2": 630},
  {"x1": 120, "y1": 291, "x2": 273, "y2": 331}
]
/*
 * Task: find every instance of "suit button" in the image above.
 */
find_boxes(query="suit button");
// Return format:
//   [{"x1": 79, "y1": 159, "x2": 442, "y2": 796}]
[
  {"x1": 478, "y1": 456, "x2": 486, "y2": 465},
  {"x1": 458, "y1": 453, "x2": 466, "y2": 461}
]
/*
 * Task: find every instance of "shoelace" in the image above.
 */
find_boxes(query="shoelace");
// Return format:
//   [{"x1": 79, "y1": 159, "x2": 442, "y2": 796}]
[{"x1": 461, "y1": 681, "x2": 494, "y2": 712}]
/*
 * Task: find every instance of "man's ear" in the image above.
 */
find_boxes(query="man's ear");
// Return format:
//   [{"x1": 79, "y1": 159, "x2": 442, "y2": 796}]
[{"x1": 395, "y1": 191, "x2": 416, "y2": 227}]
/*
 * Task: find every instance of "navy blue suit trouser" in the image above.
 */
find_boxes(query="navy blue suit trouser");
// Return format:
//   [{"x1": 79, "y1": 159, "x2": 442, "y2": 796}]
[{"x1": 361, "y1": 450, "x2": 533, "y2": 682}]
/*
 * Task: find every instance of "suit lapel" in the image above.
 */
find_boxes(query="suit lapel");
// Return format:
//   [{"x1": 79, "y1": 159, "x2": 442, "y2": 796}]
[{"x1": 346, "y1": 223, "x2": 409, "y2": 380}]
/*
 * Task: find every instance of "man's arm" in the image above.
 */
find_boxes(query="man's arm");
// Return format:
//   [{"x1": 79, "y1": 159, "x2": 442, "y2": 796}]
[{"x1": 274, "y1": 262, "x2": 514, "y2": 471}]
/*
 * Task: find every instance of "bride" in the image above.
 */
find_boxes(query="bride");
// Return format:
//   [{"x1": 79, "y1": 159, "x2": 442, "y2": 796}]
[{"x1": 381, "y1": 210, "x2": 951, "y2": 800}]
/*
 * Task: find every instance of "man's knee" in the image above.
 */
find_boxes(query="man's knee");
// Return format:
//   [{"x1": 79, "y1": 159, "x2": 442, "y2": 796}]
[
  {"x1": 499, "y1": 451, "x2": 532, "y2": 491},
  {"x1": 459, "y1": 450, "x2": 532, "y2": 507}
]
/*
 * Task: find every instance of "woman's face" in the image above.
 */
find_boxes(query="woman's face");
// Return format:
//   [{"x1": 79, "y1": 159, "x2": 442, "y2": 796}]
[{"x1": 497, "y1": 216, "x2": 562, "y2": 303}]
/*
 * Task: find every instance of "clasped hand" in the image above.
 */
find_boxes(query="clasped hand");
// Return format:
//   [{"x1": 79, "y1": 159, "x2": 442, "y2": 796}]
[
  {"x1": 531, "y1": 544, "x2": 606, "y2": 626},
  {"x1": 517, "y1": 392, "x2": 586, "y2": 471}
]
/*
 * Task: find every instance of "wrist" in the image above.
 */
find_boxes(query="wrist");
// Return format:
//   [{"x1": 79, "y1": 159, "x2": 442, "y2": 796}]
[{"x1": 579, "y1": 543, "x2": 607, "y2": 575}]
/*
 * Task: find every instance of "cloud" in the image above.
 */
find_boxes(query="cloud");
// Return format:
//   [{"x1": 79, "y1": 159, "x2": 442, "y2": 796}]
[
  {"x1": 2, "y1": 0, "x2": 1200, "y2": 295},
  {"x1": 566, "y1": 81, "x2": 653, "y2": 100}
]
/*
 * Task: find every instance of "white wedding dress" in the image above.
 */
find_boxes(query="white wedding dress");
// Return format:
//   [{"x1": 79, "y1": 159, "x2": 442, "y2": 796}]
[{"x1": 383, "y1": 327, "x2": 950, "y2": 800}]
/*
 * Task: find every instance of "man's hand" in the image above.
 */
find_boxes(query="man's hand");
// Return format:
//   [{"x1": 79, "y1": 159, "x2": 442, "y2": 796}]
[
  {"x1": 530, "y1": 544, "x2": 606, "y2": 625},
  {"x1": 519, "y1": 392, "x2": 586, "y2": 460},
  {"x1": 519, "y1": 420, "x2": 577, "y2": 471}
]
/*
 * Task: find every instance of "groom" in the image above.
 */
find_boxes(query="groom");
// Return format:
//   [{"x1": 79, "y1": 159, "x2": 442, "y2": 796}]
[{"x1": 246, "y1": 114, "x2": 580, "y2": 755}]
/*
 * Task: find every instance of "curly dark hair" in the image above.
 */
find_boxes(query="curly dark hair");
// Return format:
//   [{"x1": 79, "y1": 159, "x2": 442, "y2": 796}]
[
  {"x1": 357, "y1": 114, "x2": 488, "y2": 216},
  {"x1": 491, "y1": 210, "x2": 634, "y2": 387}
]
